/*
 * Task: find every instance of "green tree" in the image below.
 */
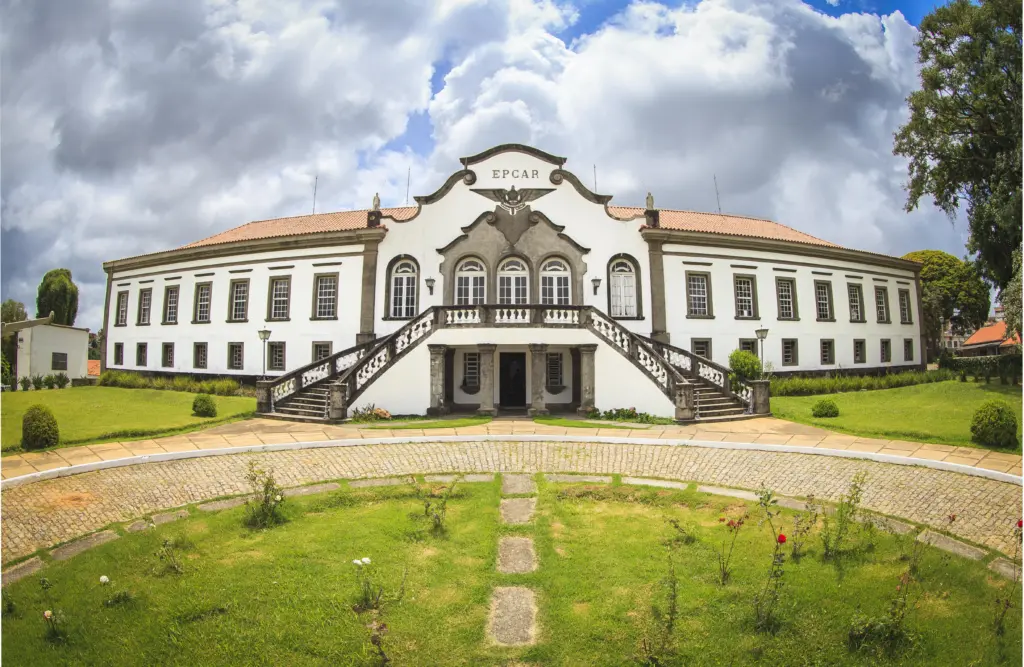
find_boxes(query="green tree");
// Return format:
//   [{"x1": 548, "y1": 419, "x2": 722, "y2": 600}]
[
  {"x1": 903, "y1": 250, "x2": 990, "y2": 360},
  {"x1": 1000, "y1": 247, "x2": 1021, "y2": 342},
  {"x1": 893, "y1": 0, "x2": 1021, "y2": 289},
  {"x1": 36, "y1": 269, "x2": 79, "y2": 326},
  {"x1": 1, "y1": 299, "x2": 28, "y2": 381}
]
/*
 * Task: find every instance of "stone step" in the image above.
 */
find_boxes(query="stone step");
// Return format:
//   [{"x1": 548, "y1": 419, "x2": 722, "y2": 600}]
[
  {"x1": 500, "y1": 498, "x2": 536, "y2": 525},
  {"x1": 274, "y1": 405, "x2": 327, "y2": 417},
  {"x1": 698, "y1": 406, "x2": 747, "y2": 417},
  {"x1": 497, "y1": 536, "x2": 537, "y2": 574},
  {"x1": 488, "y1": 587, "x2": 537, "y2": 646},
  {"x1": 501, "y1": 474, "x2": 537, "y2": 496},
  {"x1": 259, "y1": 412, "x2": 329, "y2": 424},
  {"x1": 281, "y1": 396, "x2": 328, "y2": 407}
]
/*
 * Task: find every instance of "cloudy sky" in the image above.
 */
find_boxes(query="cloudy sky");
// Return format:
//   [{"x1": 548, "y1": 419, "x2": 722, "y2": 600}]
[{"x1": 2, "y1": 0, "x2": 965, "y2": 332}]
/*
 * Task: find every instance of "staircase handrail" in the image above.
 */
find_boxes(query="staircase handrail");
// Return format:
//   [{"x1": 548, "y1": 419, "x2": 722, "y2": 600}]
[
  {"x1": 585, "y1": 309, "x2": 689, "y2": 401},
  {"x1": 641, "y1": 336, "x2": 751, "y2": 407},
  {"x1": 266, "y1": 336, "x2": 384, "y2": 409}
]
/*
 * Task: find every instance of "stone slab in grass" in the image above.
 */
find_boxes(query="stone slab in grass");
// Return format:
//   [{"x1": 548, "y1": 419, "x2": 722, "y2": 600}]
[
  {"x1": 622, "y1": 477, "x2": 687, "y2": 490},
  {"x1": 498, "y1": 537, "x2": 537, "y2": 574},
  {"x1": 424, "y1": 474, "x2": 494, "y2": 483},
  {"x1": 988, "y1": 558, "x2": 1020, "y2": 580},
  {"x1": 125, "y1": 520, "x2": 151, "y2": 533},
  {"x1": 284, "y1": 482, "x2": 340, "y2": 497},
  {"x1": 501, "y1": 475, "x2": 537, "y2": 496},
  {"x1": 696, "y1": 485, "x2": 758, "y2": 501},
  {"x1": 349, "y1": 478, "x2": 405, "y2": 488},
  {"x1": 489, "y1": 586, "x2": 537, "y2": 646},
  {"x1": 2, "y1": 557, "x2": 43, "y2": 586},
  {"x1": 500, "y1": 498, "x2": 537, "y2": 525},
  {"x1": 865, "y1": 515, "x2": 916, "y2": 536},
  {"x1": 775, "y1": 497, "x2": 808, "y2": 511},
  {"x1": 545, "y1": 474, "x2": 611, "y2": 483},
  {"x1": 917, "y1": 530, "x2": 987, "y2": 561},
  {"x1": 198, "y1": 497, "x2": 250, "y2": 512},
  {"x1": 50, "y1": 530, "x2": 119, "y2": 562},
  {"x1": 152, "y1": 509, "x2": 189, "y2": 525}
]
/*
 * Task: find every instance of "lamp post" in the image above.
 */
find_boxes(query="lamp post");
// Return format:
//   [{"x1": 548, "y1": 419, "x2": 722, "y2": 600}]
[
  {"x1": 258, "y1": 327, "x2": 271, "y2": 380},
  {"x1": 755, "y1": 326, "x2": 769, "y2": 375}
]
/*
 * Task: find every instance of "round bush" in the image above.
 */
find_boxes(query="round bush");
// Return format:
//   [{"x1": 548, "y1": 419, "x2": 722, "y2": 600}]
[
  {"x1": 728, "y1": 349, "x2": 762, "y2": 381},
  {"x1": 192, "y1": 393, "x2": 218, "y2": 418},
  {"x1": 22, "y1": 405, "x2": 59, "y2": 450},
  {"x1": 970, "y1": 401, "x2": 1018, "y2": 449},
  {"x1": 811, "y1": 398, "x2": 840, "y2": 418}
]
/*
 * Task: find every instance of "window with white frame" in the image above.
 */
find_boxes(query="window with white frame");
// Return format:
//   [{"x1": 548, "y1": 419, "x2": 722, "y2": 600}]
[
  {"x1": 455, "y1": 259, "x2": 486, "y2": 305},
  {"x1": 686, "y1": 273, "x2": 710, "y2": 317},
  {"x1": 609, "y1": 259, "x2": 637, "y2": 317},
  {"x1": 546, "y1": 352, "x2": 564, "y2": 388},
  {"x1": 782, "y1": 339, "x2": 798, "y2": 366},
  {"x1": 268, "y1": 342, "x2": 285, "y2": 371},
  {"x1": 692, "y1": 338, "x2": 712, "y2": 359},
  {"x1": 734, "y1": 276, "x2": 756, "y2": 318},
  {"x1": 776, "y1": 278, "x2": 796, "y2": 319},
  {"x1": 269, "y1": 277, "x2": 290, "y2": 320},
  {"x1": 312, "y1": 342, "x2": 332, "y2": 361},
  {"x1": 463, "y1": 352, "x2": 480, "y2": 389},
  {"x1": 229, "y1": 280, "x2": 249, "y2": 321},
  {"x1": 898, "y1": 289, "x2": 912, "y2": 324},
  {"x1": 193, "y1": 342, "x2": 207, "y2": 369},
  {"x1": 390, "y1": 260, "x2": 418, "y2": 318},
  {"x1": 114, "y1": 343, "x2": 124, "y2": 365},
  {"x1": 497, "y1": 258, "x2": 529, "y2": 305},
  {"x1": 137, "y1": 288, "x2": 152, "y2": 325},
  {"x1": 164, "y1": 286, "x2": 179, "y2": 324},
  {"x1": 540, "y1": 259, "x2": 571, "y2": 306},
  {"x1": 314, "y1": 275, "x2": 338, "y2": 319},
  {"x1": 228, "y1": 342, "x2": 244, "y2": 370},
  {"x1": 194, "y1": 283, "x2": 212, "y2": 323},
  {"x1": 814, "y1": 281, "x2": 833, "y2": 321},
  {"x1": 880, "y1": 338, "x2": 891, "y2": 362},
  {"x1": 847, "y1": 284, "x2": 864, "y2": 322},
  {"x1": 116, "y1": 291, "x2": 129, "y2": 326},
  {"x1": 875, "y1": 286, "x2": 890, "y2": 323}
]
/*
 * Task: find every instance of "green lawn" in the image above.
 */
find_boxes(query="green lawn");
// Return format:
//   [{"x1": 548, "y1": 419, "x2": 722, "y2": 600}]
[
  {"x1": 771, "y1": 380, "x2": 1023, "y2": 450},
  {"x1": 533, "y1": 417, "x2": 639, "y2": 429},
  {"x1": 1, "y1": 478, "x2": 1018, "y2": 665},
  {"x1": 1, "y1": 387, "x2": 256, "y2": 453},
  {"x1": 364, "y1": 417, "x2": 493, "y2": 430}
]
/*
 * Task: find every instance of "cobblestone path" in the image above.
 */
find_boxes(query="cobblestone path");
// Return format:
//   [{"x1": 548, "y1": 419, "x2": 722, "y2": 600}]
[{"x1": 2, "y1": 441, "x2": 1021, "y2": 564}]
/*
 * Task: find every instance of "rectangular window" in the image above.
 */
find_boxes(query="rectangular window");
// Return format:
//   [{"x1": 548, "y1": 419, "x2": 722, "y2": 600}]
[
  {"x1": 875, "y1": 286, "x2": 890, "y2": 323},
  {"x1": 691, "y1": 338, "x2": 712, "y2": 360},
  {"x1": 162, "y1": 342, "x2": 174, "y2": 368},
  {"x1": 820, "y1": 339, "x2": 835, "y2": 365},
  {"x1": 136, "y1": 342, "x2": 148, "y2": 367},
  {"x1": 114, "y1": 342, "x2": 124, "y2": 366},
  {"x1": 228, "y1": 342, "x2": 244, "y2": 371},
  {"x1": 51, "y1": 352, "x2": 68, "y2": 371},
  {"x1": 782, "y1": 339, "x2": 798, "y2": 366},
  {"x1": 881, "y1": 339, "x2": 891, "y2": 363},
  {"x1": 268, "y1": 342, "x2": 286, "y2": 371},
  {"x1": 194, "y1": 283, "x2": 212, "y2": 323},
  {"x1": 456, "y1": 276, "x2": 485, "y2": 305},
  {"x1": 609, "y1": 265, "x2": 637, "y2": 318},
  {"x1": 847, "y1": 284, "x2": 864, "y2": 322},
  {"x1": 497, "y1": 275, "x2": 528, "y2": 305},
  {"x1": 814, "y1": 281, "x2": 833, "y2": 321},
  {"x1": 546, "y1": 352, "x2": 564, "y2": 387},
  {"x1": 314, "y1": 274, "x2": 338, "y2": 319},
  {"x1": 392, "y1": 273, "x2": 418, "y2": 316},
  {"x1": 739, "y1": 338, "x2": 758, "y2": 357},
  {"x1": 116, "y1": 291, "x2": 129, "y2": 326},
  {"x1": 137, "y1": 288, "x2": 152, "y2": 325},
  {"x1": 775, "y1": 278, "x2": 797, "y2": 320},
  {"x1": 898, "y1": 289, "x2": 912, "y2": 324},
  {"x1": 312, "y1": 342, "x2": 333, "y2": 362},
  {"x1": 733, "y1": 275, "x2": 757, "y2": 319},
  {"x1": 228, "y1": 279, "x2": 249, "y2": 322},
  {"x1": 268, "y1": 277, "x2": 291, "y2": 320},
  {"x1": 904, "y1": 338, "x2": 914, "y2": 362},
  {"x1": 541, "y1": 275, "x2": 570, "y2": 306},
  {"x1": 686, "y1": 273, "x2": 712, "y2": 317},
  {"x1": 193, "y1": 342, "x2": 208, "y2": 370},
  {"x1": 163, "y1": 286, "x2": 179, "y2": 324},
  {"x1": 853, "y1": 339, "x2": 866, "y2": 364},
  {"x1": 463, "y1": 352, "x2": 480, "y2": 388}
]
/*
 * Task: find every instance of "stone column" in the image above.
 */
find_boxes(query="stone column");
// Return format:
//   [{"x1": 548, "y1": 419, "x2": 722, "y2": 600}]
[
  {"x1": 749, "y1": 380, "x2": 771, "y2": 415},
  {"x1": 329, "y1": 382, "x2": 349, "y2": 421},
  {"x1": 673, "y1": 382, "x2": 695, "y2": 421},
  {"x1": 427, "y1": 344, "x2": 448, "y2": 416},
  {"x1": 356, "y1": 234, "x2": 382, "y2": 346},
  {"x1": 576, "y1": 344, "x2": 598, "y2": 416},
  {"x1": 477, "y1": 344, "x2": 497, "y2": 416},
  {"x1": 256, "y1": 380, "x2": 273, "y2": 414},
  {"x1": 646, "y1": 240, "x2": 670, "y2": 344},
  {"x1": 528, "y1": 343, "x2": 549, "y2": 417}
]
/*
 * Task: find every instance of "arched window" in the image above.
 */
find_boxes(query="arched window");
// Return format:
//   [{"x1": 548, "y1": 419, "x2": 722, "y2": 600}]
[
  {"x1": 497, "y1": 258, "x2": 529, "y2": 305},
  {"x1": 540, "y1": 259, "x2": 571, "y2": 306},
  {"x1": 390, "y1": 259, "x2": 418, "y2": 318},
  {"x1": 455, "y1": 258, "x2": 486, "y2": 306},
  {"x1": 609, "y1": 259, "x2": 637, "y2": 317}
]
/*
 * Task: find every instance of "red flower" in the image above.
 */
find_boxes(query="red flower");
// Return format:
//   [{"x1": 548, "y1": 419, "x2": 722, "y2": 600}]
[
  {"x1": 948, "y1": 513, "x2": 957, "y2": 523},
  {"x1": 718, "y1": 517, "x2": 726, "y2": 523},
  {"x1": 1018, "y1": 519, "x2": 1022, "y2": 529},
  {"x1": 777, "y1": 534, "x2": 787, "y2": 544}
]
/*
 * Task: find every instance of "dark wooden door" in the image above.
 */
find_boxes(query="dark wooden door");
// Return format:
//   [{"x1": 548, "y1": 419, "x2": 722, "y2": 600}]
[{"x1": 499, "y1": 352, "x2": 527, "y2": 407}]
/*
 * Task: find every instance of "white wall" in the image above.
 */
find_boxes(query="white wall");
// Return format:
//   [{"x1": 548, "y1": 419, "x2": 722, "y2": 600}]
[
  {"x1": 17, "y1": 325, "x2": 90, "y2": 380},
  {"x1": 660, "y1": 244, "x2": 921, "y2": 372},
  {"x1": 106, "y1": 245, "x2": 364, "y2": 376}
]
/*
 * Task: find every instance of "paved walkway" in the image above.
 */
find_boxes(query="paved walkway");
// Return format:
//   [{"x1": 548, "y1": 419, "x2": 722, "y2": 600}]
[
  {"x1": 2, "y1": 441, "x2": 1021, "y2": 567},
  {"x1": 3, "y1": 417, "x2": 1022, "y2": 479}
]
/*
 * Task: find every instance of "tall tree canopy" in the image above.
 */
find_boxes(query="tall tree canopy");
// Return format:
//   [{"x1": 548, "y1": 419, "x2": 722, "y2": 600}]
[
  {"x1": 36, "y1": 268, "x2": 79, "y2": 326},
  {"x1": 893, "y1": 0, "x2": 1021, "y2": 288},
  {"x1": 903, "y1": 250, "x2": 990, "y2": 358},
  {"x1": 1, "y1": 299, "x2": 27, "y2": 379},
  {"x1": 1001, "y1": 248, "x2": 1021, "y2": 340},
  {"x1": 1, "y1": 299, "x2": 27, "y2": 325}
]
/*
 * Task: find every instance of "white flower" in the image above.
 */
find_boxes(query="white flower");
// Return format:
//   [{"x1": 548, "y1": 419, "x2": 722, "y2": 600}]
[
  {"x1": 353, "y1": 559, "x2": 363, "y2": 566},
  {"x1": 274, "y1": 495, "x2": 282, "y2": 502},
  {"x1": 99, "y1": 575, "x2": 110, "y2": 585},
  {"x1": 361, "y1": 557, "x2": 371, "y2": 565},
  {"x1": 43, "y1": 610, "x2": 52, "y2": 620}
]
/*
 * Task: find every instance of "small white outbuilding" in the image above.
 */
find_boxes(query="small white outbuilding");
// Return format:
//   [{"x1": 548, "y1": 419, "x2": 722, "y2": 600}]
[{"x1": 2, "y1": 314, "x2": 90, "y2": 381}]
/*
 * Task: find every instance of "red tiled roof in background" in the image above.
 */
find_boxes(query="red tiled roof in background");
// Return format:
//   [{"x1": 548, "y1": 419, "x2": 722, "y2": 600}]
[
  {"x1": 609, "y1": 207, "x2": 838, "y2": 248},
  {"x1": 963, "y1": 321, "x2": 1021, "y2": 347},
  {"x1": 88, "y1": 360, "x2": 101, "y2": 377}
]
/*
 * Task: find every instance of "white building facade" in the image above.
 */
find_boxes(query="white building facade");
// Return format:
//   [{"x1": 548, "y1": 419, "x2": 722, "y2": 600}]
[
  {"x1": 15, "y1": 322, "x2": 90, "y2": 381},
  {"x1": 102, "y1": 145, "x2": 923, "y2": 422}
]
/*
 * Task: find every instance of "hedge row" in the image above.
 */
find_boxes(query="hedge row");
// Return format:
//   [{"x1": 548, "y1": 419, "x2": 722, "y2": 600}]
[
  {"x1": 98, "y1": 370, "x2": 240, "y2": 396},
  {"x1": 940, "y1": 353, "x2": 1022, "y2": 381},
  {"x1": 770, "y1": 369, "x2": 958, "y2": 397}
]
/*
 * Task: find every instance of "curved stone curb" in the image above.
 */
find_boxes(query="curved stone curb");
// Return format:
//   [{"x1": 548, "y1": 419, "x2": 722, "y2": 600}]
[{"x1": 3, "y1": 435, "x2": 1020, "y2": 490}]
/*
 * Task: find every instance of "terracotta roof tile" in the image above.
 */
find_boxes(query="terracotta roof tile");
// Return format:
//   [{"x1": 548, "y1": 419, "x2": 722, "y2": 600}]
[
  {"x1": 608, "y1": 206, "x2": 838, "y2": 248},
  {"x1": 964, "y1": 321, "x2": 1021, "y2": 347},
  {"x1": 88, "y1": 360, "x2": 100, "y2": 377}
]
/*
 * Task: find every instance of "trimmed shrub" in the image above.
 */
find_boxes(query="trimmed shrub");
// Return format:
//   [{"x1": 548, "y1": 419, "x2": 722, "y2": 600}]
[
  {"x1": 770, "y1": 369, "x2": 956, "y2": 397},
  {"x1": 728, "y1": 349, "x2": 762, "y2": 381},
  {"x1": 18, "y1": 376, "x2": 31, "y2": 391},
  {"x1": 947, "y1": 354, "x2": 1022, "y2": 384},
  {"x1": 42, "y1": 374, "x2": 57, "y2": 389},
  {"x1": 31, "y1": 374, "x2": 45, "y2": 390},
  {"x1": 970, "y1": 401, "x2": 1019, "y2": 449},
  {"x1": 53, "y1": 373, "x2": 70, "y2": 389},
  {"x1": 811, "y1": 399, "x2": 840, "y2": 418},
  {"x1": 192, "y1": 394, "x2": 217, "y2": 418},
  {"x1": 22, "y1": 404, "x2": 59, "y2": 450},
  {"x1": 98, "y1": 370, "x2": 240, "y2": 396}
]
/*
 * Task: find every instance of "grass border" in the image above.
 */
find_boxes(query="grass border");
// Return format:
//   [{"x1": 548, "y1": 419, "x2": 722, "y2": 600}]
[
  {"x1": 363, "y1": 417, "x2": 494, "y2": 430},
  {"x1": 533, "y1": 417, "x2": 639, "y2": 430}
]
